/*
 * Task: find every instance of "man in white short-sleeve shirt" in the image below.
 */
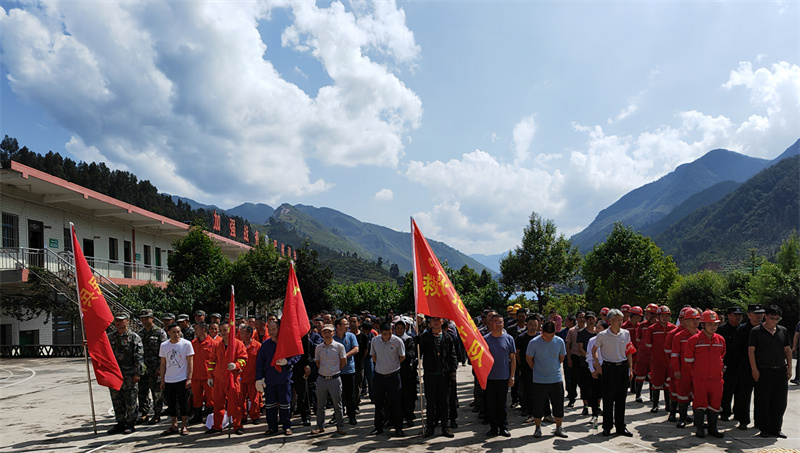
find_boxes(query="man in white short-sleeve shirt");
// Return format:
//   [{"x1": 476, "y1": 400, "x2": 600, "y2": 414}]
[{"x1": 159, "y1": 323, "x2": 194, "y2": 435}]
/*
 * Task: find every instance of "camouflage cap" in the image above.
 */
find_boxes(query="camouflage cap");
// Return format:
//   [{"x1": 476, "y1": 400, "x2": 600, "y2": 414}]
[
  {"x1": 194, "y1": 310, "x2": 206, "y2": 317},
  {"x1": 115, "y1": 313, "x2": 129, "y2": 320},
  {"x1": 176, "y1": 314, "x2": 190, "y2": 322},
  {"x1": 138, "y1": 309, "x2": 154, "y2": 318},
  {"x1": 162, "y1": 313, "x2": 176, "y2": 320},
  {"x1": 210, "y1": 313, "x2": 222, "y2": 319}
]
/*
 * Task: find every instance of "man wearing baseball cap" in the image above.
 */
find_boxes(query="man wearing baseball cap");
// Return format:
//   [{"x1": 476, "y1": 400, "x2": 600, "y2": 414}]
[
  {"x1": 107, "y1": 313, "x2": 144, "y2": 434},
  {"x1": 732, "y1": 304, "x2": 764, "y2": 430}
]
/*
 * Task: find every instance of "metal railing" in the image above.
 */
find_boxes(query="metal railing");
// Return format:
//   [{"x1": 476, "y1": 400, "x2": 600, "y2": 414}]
[{"x1": 0, "y1": 344, "x2": 85, "y2": 358}]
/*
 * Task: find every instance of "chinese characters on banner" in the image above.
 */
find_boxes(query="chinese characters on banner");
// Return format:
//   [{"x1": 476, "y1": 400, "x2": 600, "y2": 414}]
[
  {"x1": 412, "y1": 218, "x2": 495, "y2": 389},
  {"x1": 213, "y1": 211, "x2": 221, "y2": 232}
]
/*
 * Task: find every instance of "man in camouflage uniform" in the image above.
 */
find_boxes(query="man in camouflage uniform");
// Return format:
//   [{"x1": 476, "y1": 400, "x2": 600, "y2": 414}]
[
  {"x1": 137, "y1": 309, "x2": 167, "y2": 425},
  {"x1": 178, "y1": 314, "x2": 196, "y2": 341},
  {"x1": 107, "y1": 313, "x2": 145, "y2": 434}
]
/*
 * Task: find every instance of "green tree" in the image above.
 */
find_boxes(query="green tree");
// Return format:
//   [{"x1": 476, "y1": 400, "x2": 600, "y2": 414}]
[
  {"x1": 582, "y1": 223, "x2": 678, "y2": 310},
  {"x1": 499, "y1": 212, "x2": 581, "y2": 312},
  {"x1": 228, "y1": 242, "x2": 289, "y2": 315},
  {"x1": 325, "y1": 281, "x2": 403, "y2": 316},
  {"x1": 166, "y1": 225, "x2": 231, "y2": 314},
  {"x1": 666, "y1": 270, "x2": 725, "y2": 313},
  {"x1": 117, "y1": 283, "x2": 189, "y2": 318},
  {"x1": 445, "y1": 263, "x2": 505, "y2": 315},
  {"x1": 746, "y1": 233, "x2": 800, "y2": 329},
  {"x1": 294, "y1": 242, "x2": 334, "y2": 314}
]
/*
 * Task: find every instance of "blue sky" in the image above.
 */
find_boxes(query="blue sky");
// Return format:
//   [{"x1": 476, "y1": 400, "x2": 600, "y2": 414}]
[{"x1": 1, "y1": 0, "x2": 798, "y2": 256}]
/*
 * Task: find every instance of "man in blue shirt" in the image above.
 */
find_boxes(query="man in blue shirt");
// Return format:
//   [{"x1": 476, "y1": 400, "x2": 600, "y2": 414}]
[
  {"x1": 334, "y1": 317, "x2": 360, "y2": 426},
  {"x1": 483, "y1": 311, "x2": 516, "y2": 437},
  {"x1": 255, "y1": 321, "x2": 300, "y2": 436},
  {"x1": 527, "y1": 321, "x2": 568, "y2": 438}
]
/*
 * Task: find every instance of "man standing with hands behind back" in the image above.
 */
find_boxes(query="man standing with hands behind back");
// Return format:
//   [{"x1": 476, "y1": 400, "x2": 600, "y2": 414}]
[
  {"x1": 483, "y1": 311, "x2": 516, "y2": 438},
  {"x1": 593, "y1": 309, "x2": 634, "y2": 438}
]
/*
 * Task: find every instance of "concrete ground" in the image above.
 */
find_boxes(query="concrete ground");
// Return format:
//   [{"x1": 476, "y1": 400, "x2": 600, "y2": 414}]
[{"x1": 0, "y1": 358, "x2": 798, "y2": 453}]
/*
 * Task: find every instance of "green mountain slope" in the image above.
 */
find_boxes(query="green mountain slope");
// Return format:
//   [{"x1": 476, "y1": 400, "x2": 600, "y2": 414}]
[
  {"x1": 571, "y1": 148, "x2": 772, "y2": 252},
  {"x1": 655, "y1": 155, "x2": 800, "y2": 272}
]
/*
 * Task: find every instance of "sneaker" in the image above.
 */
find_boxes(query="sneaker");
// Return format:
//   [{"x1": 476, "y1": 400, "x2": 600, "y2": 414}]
[
  {"x1": 147, "y1": 416, "x2": 161, "y2": 425},
  {"x1": 544, "y1": 415, "x2": 556, "y2": 424},
  {"x1": 533, "y1": 426, "x2": 542, "y2": 438},
  {"x1": 635, "y1": 396, "x2": 644, "y2": 403},
  {"x1": 567, "y1": 399, "x2": 575, "y2": 408},
  {"x1": 311, "y1": 427, "x2": 325, "y2": 435},
  {"x1": 581, "y1": 407, "x2": 589, "y2": 416},
  {"x1": 523, "y1": 416, "x2": 536, "y2": 424},
  {"x1": 554, "y1": 426, "x2": 568, "y2": 438},
  {"x1": 234, "y1": 428, "x2": 244, "y2": 435},
  {"x1": 499, "y1": 429, "x2": 511, "y2": 437}
]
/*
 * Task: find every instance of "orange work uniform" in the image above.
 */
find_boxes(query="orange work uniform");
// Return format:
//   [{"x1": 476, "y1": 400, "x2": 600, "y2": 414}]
[
  {"x1": 208, "y1": 338, "x2": 247, "y2": 430},
  {"x1": 239, "y1": 339, "x2": 262, "y2": 422}
]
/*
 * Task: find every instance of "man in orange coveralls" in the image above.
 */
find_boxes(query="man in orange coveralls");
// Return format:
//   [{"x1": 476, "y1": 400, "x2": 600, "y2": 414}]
[
  {"x1": 206, "y1": 321, "x2": 247, "y2": 435},
  {"x1": 239, "y1": 325, "x2": 262, "y2": 424},
  {"x1": 671, "y1": 308, "x2": 700, "y2": 428},
  {"x1": 633, "y1": 304, "x2": 659, "y2": 403},
  {"x1": 663, "y1": 308, "x2": 688, "y2": 422},
  {"x1": 683, "y1": 310, "x2": 725, "y2": 438},
  {"x1": 623, "y1": 306, "x2": 642, "y2": 395},
  {"x1": 189, "y1": 322, "x2": 217, "y2": 424},
  {"x1": 644, "y1": 306, "x2": 676, "y2": 413}
]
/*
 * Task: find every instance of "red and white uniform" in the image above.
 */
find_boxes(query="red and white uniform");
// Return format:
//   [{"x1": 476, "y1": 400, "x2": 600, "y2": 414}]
[
  {"x1": 634, "y1": 320, "x2": 655, "y2": 382},
  {"x1": 208, "y1": 338, "x2": 247, "y2": 430},
  {"x1": 191, "y1": 335, "x2": 218, "y2": 409},
  {"x1": 239, "y1": 339, "x2": 262, "y2": 422},
  {"x1": 684, "y1": 331, "x2": 725, "y2": 412},
  {"x1": 645, "y1": 322, "x2": 677, "y2": 389},
  {"x1": 670, "y1": 328, "x2": 695, "y2": 403},
  {"x1": 664, "y1": 325, "x2": 684, "y2": 401}
]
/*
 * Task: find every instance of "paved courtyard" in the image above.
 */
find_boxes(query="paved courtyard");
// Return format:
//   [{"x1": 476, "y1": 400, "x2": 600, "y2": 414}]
[{"x1": 0, "y1": 358, "x2": 798, "y2": 452}]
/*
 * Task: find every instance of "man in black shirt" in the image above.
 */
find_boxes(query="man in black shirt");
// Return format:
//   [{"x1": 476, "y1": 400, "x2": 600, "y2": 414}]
[
  {"x1": 717, "y1": 306, "x2": 742, "y2": 421},
  {"x1": 507, "y1": 309, "x2": 528, "y2": 409},
  {"x1": 733, "y1": 304, "x2": 764, "y2": 430},
  {"x1": 349, "y1": 315, "x2": 369, "y2": 413},
  {"x1": 516, "y1": 314, "x2": 540, "y2": 423},
  {"x1": 748, "y1": 305, "x2": 793, "y2": 439},
  {"x1": 419, "y1": 316, "x2": 457, "y2": 438}
]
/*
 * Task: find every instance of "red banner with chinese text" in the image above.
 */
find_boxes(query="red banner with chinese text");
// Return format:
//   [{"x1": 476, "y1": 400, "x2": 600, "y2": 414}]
[
  {"x1": 272, "y1": 262, "x2": 311, "y2": 371},
  {"x1": 227, "y1": 286, "x2": 237, "y2": 389},
  {"x1": 412, "y1": 218, "x2": 494, "y2": 389},
  {"x1": 71, "y1": 224, "x2": 123, "y2": 391}
]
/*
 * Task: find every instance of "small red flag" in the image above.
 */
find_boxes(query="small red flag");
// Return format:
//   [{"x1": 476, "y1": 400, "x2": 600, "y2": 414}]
[
  {"x1": 71, "y1": 224, "x2": 123, "y2": 390},
  {"x1": 227, "y1": 285, "x2": 237, "y2": 389},
  {"x1": 271, "y1": 262, "x2": 310, "y2": 370},
  {"x1": 412, "y1": 218, "x2": 495, "y2": 389},
  {"x1": 626, "y1": 341, "x2": 637, "y2": 355}
]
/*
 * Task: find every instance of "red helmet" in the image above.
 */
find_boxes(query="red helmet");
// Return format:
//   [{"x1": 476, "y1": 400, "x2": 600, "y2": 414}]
[
  {"x1": 630, "y1": 306, "x2": 644, "y2": 316},
  {"x1": 646, "y1": 303, "x2": 659, "y2": 313},
  {"x1": 700, "y1": 310, "x2": 721, "y2": 324},
  {"x1": 600, "y1": 307, "x2": 609, "y2": 315},
  {"x1": 683, "y1": 308, "x2": 700, "y2": 320},
  {"x1": 657, "y1": 305, "x2": 671, "y2": 315},
  {"x1": 679, "y1": 307, "x2": 692, "y2": 318},
  {"x1": 621, "y1": 304, "x2": 631, "y2": 313}
]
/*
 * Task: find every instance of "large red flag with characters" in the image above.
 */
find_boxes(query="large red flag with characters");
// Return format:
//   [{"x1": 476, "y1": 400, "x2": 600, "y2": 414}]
[
  {"x1": 412, "y1": 218, "x2": 494, "y2": 389},
  {"x1": 71, "y1": 224, "x2": 123, "y2": 391},
  {"x1": 271, "y1": 262, "x2": 311, "y2": 371}
]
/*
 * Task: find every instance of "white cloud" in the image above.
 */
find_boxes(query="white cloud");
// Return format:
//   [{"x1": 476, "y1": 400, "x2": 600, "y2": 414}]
[
  {"x1": 511, "y1": 115, "x2": 536, "y2": 164},
  {"x1": 0, "y1": 0, "x2": 421, "y2": 203},
  {"x1": 373, "y1": 188, "x2": 393, "y2": 201}
]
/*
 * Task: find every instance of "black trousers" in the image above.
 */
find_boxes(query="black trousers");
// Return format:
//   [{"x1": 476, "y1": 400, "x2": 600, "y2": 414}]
[
  {"x1": 754, "y1": 366, "x2": 788, "y2": 434},
  {"x1": 734, "y1": 366, "x2": 755, "y2": 425},
  {"x1": 424, "y1": 374, "x2": 450, "y2": 428},
  {"x1": 449, "y1": 373, "x2": 458, "y2": 424},
  {"x1": 601, "y1": 362, "x2": 629, "y2": 432},
  {"x1": 163, "y1": 381, "x2": 189, "y2": 417},
  {"x1": 400, "y1": 372, "x2": 417, "y2": 421},
  {"x1": 484, "y1": 379, "x2": 509, "y2": 431},
  {"x1": 353, "y1": 368, "x2": 365, "y2": 409},
  {"x1": 720, "y1": 365, "x2": 738, "y2": 418},
  {"x1": 532, "y1": 382, "x2": 564, "y2": 419},
  {"x1": 564, "y1": 361, "x2": 576, "y2": 401},
  {"x1": 373, "y1": 372, "x2": 403, "y2": 430},
  {"x1": 341, "y1": 373, "x2": 357, "y2": 419},
  {"x1": 292, "y1": 371, "x2": 311, "y2": 418},
  {"x1": 519, "y1": 370, "x2": 534, "y2": 416}
]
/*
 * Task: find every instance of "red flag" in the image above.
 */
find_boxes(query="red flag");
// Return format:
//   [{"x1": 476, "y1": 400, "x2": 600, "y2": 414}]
[
  {"x1": 412, "y1": 218, "x2": 495, "y2": 389},
  {"x1": 271, "y1": 262, "x2": 311, "y2": 371},
  {"x1": 227, "y1": 285, "x2": 237, "y2": 389},
  {"x1": 71, "y1": 224, "x2": 123, "y2": 391}
]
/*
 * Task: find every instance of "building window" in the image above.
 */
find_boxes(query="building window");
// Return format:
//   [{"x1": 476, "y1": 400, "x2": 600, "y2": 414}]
[
  {"x1": 143, "y1": 245, "x2": 151, "y2": 267},
  {"x1": 2, "y1": 212, "x2": 19, "y2": 248},
  {"x1": 109, "y1": 238, "x2": 119, "y2": 262}
]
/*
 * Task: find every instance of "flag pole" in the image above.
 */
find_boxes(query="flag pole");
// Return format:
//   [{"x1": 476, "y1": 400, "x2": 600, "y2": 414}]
[
  {"x1": 411, "y1": 218, "x2": 426, "y2": 436},
  {"x1": 71, "y1": 223, "x2": 99, "y2": 434}
]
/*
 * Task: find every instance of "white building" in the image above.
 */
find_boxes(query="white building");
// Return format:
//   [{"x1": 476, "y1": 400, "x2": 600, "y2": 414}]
[{"x1": 1, "y1": 160, "x2": 251, "y2": 352}]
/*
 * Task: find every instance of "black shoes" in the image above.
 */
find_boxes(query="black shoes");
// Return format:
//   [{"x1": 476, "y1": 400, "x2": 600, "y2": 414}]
[
  {"x1": 369, "y1": 428, "x2": 383, "y2": 435},
  {"x1": 394, "y1": 429, "x2": 405, "y2": 437},
  {"x1": 424, "y1": 428, "x2": 435, "y2": 438},
  {"x1": 205, "y1": 428, "x2": 222, "y2": 434},
  {"x1": 601, "y1": 430, "x2": 612, "y2": 436},
  {"x1": 617, "y1": 429, "x2": 633, "y2": 437},
  {"x1": 107, "y1": 423, "x2": 125, "y2": 435},
  {"x1": 486, "y1": 428, "x2": 498, "y2": 437},
  {"x1": 499, "y1": 429, "x2": 511, "y2": 437},
  {"x1": 147, "y1": 416, "x2": 161, "y2": 425},
  {"x1": 442, "y1": 428, "x2": 455, "y2": 438}
]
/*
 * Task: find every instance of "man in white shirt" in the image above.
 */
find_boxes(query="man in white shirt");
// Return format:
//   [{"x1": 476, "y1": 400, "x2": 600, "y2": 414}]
[
  {"x1": 592, "y1": 309, "x2": 634, "y2": 437},
  {"x1": 159, "y1": 323, "x2": 194, "y2": 436},
  {"x1": 370, "y1": 322, "x2": 406, "y2": 437}
]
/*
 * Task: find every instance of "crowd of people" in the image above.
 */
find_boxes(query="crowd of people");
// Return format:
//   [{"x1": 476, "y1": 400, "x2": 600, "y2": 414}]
[{"x1": 103, "y1": 302, "x2": 797, "y2": 442}]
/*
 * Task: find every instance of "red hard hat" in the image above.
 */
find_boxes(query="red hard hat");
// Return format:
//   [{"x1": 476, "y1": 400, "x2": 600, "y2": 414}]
[
  {"x1": 630, "y1": 306, "x2": 644, "y2": 316},
  {"x1": 646, "y1": 303, "x2": 659, "y2": 313},
  {"x1": 657, "y1": 305, "x2": 671, "y2": 315},
  {"x1": 679, "y1": 307, "x2": 692, "y2": 318},
  {"x1": 700, "y1": 310, "x2": 721, "y2": 324},
  {"x1": 683, "y1": 308, "x2": 700, "y2": 320},
  {"x1": 600, "y1": 307, "x2": 609, "y2": 315},
  {"x1": 621, "y1": 304, "x2": 631, "y2": 313}
]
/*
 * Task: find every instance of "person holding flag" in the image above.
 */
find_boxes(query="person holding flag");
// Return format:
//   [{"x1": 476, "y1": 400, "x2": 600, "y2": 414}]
[
  {"x1": 206, "y1": 320, "x2": 247, "y2": 435},
  {"x1": 107, "y1": 313, "x2": 145, "y2": 434},
  {"x1": 256, "y1": 261, "x2": 309, "y2": 436}
]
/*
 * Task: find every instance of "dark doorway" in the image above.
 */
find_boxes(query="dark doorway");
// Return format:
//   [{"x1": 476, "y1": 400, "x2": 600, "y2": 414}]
[
  {"x1": 123, "y1": 240, "x2": 132, "y2": 278},
  {"x1": 83, "y1": 238, "x2": 94, "y2": 267},
  {"x1": 27, "y1": 219, "x2": 44, "y2": 267}
]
